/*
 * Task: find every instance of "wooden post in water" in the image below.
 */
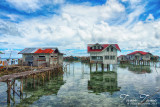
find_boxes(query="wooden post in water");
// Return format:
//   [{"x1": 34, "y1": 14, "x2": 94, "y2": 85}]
[
  {"x1": 90, "y1": 63, "x2": 92, "y2": 73},
  {"x1": 13, "y1": 80, "x2": 15, "y2": 97},
  {"x1": 101, "y1": 63, "x2": 104, "y2": 72},
  {"x1": 7, "y1": 81, "x2": 11, "y2": 104},
  {"x1": 107, "y1": 64, "x2": 110, "y2": 71}
]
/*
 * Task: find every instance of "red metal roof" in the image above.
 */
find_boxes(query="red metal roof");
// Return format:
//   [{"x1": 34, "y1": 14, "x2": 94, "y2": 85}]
[
  {"x1": 87, "y1": 44, "x2": 121, "y2": 52},
  {"x1": 34, "y1": 49, "x2": 54, "y2": 54},
  {"x1": 127, "y1": 51, "x2": 149, "y2": 55}
]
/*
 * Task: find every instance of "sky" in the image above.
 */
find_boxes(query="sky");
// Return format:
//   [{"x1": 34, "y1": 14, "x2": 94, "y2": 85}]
[{"x1": 0, "y1": 0, "x2": 160, "y2": 58}]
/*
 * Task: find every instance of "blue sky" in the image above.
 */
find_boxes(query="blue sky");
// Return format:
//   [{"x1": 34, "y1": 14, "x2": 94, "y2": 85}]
[{"x1": 0, "y1": 0, "x2": 160, "y2": 58}]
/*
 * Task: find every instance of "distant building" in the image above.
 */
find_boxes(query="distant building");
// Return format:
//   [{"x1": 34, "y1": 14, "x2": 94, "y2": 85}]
[
  {"x1": 87, "y1": 43, "x2": 121, "y2": 64},
  {"x1": 117, "y1": 55, "x2": 127, "y2": 61},
  {"x1": 0, "y1": 51, "x2": 4, "y2": 68},
  {"x1": 19, "y1": 48, "x2": 63, "y2": 67},
  {"x1": 126, "y1": 51, "x2": 152, "y2": 61}
]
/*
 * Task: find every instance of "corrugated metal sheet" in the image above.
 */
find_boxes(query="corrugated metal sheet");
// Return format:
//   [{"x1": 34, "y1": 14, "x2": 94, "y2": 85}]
[
  {"x1": 19, "y1": 47, "x2": 58, "y2": 54},
  {"x1": 19, "y1": 48, "x2": 37, "y2": 54}
]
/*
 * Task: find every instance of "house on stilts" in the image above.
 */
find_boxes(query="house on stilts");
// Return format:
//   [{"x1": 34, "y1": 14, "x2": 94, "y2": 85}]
[
  {"x1": 87, "y1": 43, "x2": 121, "y2": 71},
  {"x1": 18, "y1": 47, "x2": 63, "y2": 67},
  {"x1": 126, "y1": 51, "x2": 152, "y2": 65}
]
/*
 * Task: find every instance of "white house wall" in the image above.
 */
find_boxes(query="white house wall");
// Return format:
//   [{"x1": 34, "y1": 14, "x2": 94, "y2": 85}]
[{"x1": 89, "y1": 46, "x2": 118, "y2": 64}]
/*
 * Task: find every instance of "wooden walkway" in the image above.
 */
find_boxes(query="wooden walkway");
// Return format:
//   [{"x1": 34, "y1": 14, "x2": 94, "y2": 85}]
[{"x1": 0, "y1": 67, "x2": 59, "y2": 82}]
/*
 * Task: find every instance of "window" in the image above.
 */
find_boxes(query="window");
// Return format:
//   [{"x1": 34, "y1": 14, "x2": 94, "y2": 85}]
[
  {"x1": 107, "y1": 48, "x2": 109, "y2": 52},
  {"x1": 110, "y1": 56, "x2": 115, "y2": 60},
  {"x1": 92, "y1": 56, "x2": 96, "y2": 60},
  {"x1": 111, "y1": 47, "x2": 113, "y2": 52},
  {"x1": 97, "y1": 56, "x2": 103, "y2": 60},
  {"x1": 105, "y1": 56, "x2": 109, "y2": 59},
  {"x1": 92, "y1": 56, "x2": 102, "y2": 60},
  {"x1": 94, "y1": 46, "x2": 96, "y2": 49}
]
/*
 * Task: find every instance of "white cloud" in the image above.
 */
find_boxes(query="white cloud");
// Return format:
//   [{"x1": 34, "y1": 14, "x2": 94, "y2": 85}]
[
  {"x1": 146, "y1": 14, "x2": 154, "y2": 22},
  {"x1": 52, "y1": 0, "x2": 65, "y2": 4},
  {"x1": 1, "y1": 0, "x2": 160, "y2": 56},
  {"x1": 6, "y1": 0, "x2": 41, "y2": 12}
]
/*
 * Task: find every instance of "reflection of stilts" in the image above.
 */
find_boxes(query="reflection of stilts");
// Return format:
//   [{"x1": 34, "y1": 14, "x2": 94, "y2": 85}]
[
  {"x1": 81, "y1": 63, "x2": 84, "y2": 73},
  {"x1": 73, "y1": 63, "x2": 74, "y2": 75}
]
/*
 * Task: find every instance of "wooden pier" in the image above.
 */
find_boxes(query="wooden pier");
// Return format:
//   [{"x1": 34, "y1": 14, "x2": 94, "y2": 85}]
[{"x1": 0, "y1": 65, "x2": 63, "y2": 104}]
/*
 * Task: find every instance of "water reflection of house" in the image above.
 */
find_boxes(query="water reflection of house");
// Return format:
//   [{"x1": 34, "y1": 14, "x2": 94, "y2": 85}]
[
  {"x1": 18, "y1": 48, "x2": 63, "y2": 67},
  {"x1": 88, "y1": 71, "x2": 121, "y2": 94},
  {"x1": 128, "y1": 65, "x2": 151, "y2": 74}
]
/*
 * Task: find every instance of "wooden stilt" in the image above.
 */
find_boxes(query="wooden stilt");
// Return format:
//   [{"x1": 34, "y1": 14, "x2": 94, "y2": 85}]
[
  {"x1": 107, "y1": 64, "x2": 110, "y2": 71},
  {"x1": 7, "y1": 81, "x2": 11, "y2": 104},
  {"x1": 13, "y1": 80, "x2": 15, "y2": 97},
  {"x1": 90, "y1": 63, "x2": 92, "y2": 73},
  {"x1": 101, "y1": 63, "x2": 104, "y2": 72}
]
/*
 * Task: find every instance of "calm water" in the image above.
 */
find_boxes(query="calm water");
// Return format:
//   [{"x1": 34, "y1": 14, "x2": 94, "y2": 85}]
[{"x1": 0, "y1": 62, "x2": 160, "y2": 107}]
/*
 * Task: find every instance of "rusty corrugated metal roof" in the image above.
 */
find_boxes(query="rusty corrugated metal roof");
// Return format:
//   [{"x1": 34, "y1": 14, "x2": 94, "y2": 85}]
[{"x1": 18, "y1": 47, "x2": 58, "y2": 54}]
